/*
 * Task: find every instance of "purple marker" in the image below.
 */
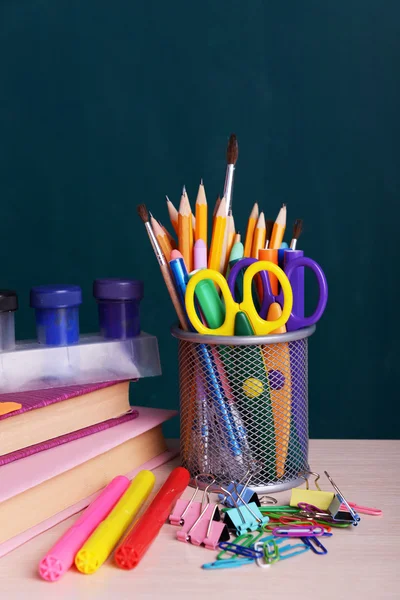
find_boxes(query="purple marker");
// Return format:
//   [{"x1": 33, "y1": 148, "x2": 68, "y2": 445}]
[{"x1": 93, "y1": 279, "x2": 144, "y2": 340}]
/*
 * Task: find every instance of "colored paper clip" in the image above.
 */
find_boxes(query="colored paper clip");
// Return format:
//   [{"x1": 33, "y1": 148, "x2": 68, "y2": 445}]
[
  {"x1": 279, "y1": 542, "x2": 310, "y2": 561},
  {"x1": 217, "y1": 531, "x2": 264, "y2": 560},
  {"x1": 221, "y1": 485, "x2": 269, "y2": 534},
  {"x1": 169, "y1": 473, "x2": 212, "y2": 526},
  {"x1": 297, "y1": 503, "x2": 352, "y2": 528},
  {"x1": 272, "y1": 525, "x2": 324, "y2": 538},
  {"x1": 176, "y1": 479, "x2": 230, "y2": 549},
  {"x1": 263, "y1": 539, "x2": 280, "y2": 564},
  {"x1": 341, "y1": 502, "x2": 382, "y2": 516},
  {"x1": 301, "y1": 536, "x2": 328, "y2": 555},
  {"x1": 202, "y1": 558, "x2": 254, "y2": 570},
  {"x1": 260, "y1": 505, "x2": 300, "y2": 515},
  {"x1": 218, "y1": 541, "x2": 263, "y2": 559},
  {"x1": 324, "y1": 471, "x2": 361, "y2": 526}
]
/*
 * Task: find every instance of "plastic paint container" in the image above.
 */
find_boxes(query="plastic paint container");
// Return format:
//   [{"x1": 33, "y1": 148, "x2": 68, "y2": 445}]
[
  {"x1": 93, "y1": 279, "x2": 144, "y2": 339},
  {"x1": 30, "y1": 284, "x2": 82, "y2": 346},
  {"x1": 0, "y1": 290, "x2": 18, "y2": 351}
]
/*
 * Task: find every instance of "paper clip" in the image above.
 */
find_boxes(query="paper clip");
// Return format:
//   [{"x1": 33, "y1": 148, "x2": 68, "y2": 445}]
[
  {"x1": 217, "y1": 531, "x2": 264, "y2": 560},
  {"x1": 324, "y1": 471, "x2": 361, "y2": 526},
  {"x1": 297, "y1": 502, "x2": 352, "y2": 527},
  {"x1": 302, "y1": 536, "x2": 328, "y2": 555},
  {"x1": 263, "y1": 539, "x2": 280, "y2": 564},
  {"x1": 218, "y1": 541, "x2": 263, "y2": 559},
  {"x1": 260, "y1": 505, "x2": 300, "y2": 516},
  {"x1": 272, "y1": 525, "x2": 324, "y2": 538},
  {"x1": 176, "y1": 479, "x2": 230, "y2": 549},
  {"x1": 221, "y1": 485, "x2": 269, "y2": 534},
  {"x1": 279, "y1": 542, "x2": 310, "y2": 561},
  {"x1": 254, "y1": 541, "x2": 271, "y2": 569},
  {"x1": 341, "y1": 502, "x2": 382, "y2": 516},
  {"x1": 169, "y1": 473, "x2": 213, "y2": 526},
  {"x1": 202, "y1": 558, "x2": 254, "y2": 570}
]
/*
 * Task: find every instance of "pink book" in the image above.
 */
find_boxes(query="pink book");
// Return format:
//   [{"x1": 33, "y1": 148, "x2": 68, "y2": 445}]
[{"x1": 0, "y1": 407, "x2": 179, "y2": 557}]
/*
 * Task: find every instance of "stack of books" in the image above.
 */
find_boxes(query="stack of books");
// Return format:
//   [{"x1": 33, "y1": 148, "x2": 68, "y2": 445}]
[{"x1": 0, "y1": 381, "x2": 176, "y2": 556}]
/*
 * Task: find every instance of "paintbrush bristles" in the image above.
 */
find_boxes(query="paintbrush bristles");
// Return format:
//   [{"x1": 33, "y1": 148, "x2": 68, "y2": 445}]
[
  {"x1": 137, "y1": 203, "x2": 149, "y2": 223},
  {"x1": 265, "y1": 219, "x2": 274, "y2": 242},
  {"x1": 226, "y1": 134, "x2": 238, "y2": 165},
  {"x1": 292, "y1": 219, "x2": 303, "y2": 240}
]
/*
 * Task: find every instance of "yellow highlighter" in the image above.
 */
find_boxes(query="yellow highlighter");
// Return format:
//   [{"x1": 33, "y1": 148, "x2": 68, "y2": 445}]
[{"x1": 75, "y1": 470, "x2": 155, "y2": 574}]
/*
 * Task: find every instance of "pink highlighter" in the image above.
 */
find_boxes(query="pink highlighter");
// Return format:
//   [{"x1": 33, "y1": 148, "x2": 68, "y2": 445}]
[{"x1": 39, "y1": 475, "x2": 130, "y2": 582}]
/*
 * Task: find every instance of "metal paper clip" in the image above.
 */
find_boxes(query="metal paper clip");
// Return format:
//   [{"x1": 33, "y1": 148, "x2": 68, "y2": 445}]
[
  {"x1": 218, "y1": 541, "x2": 263, "y2": 559},
  {"x1": 301, "y1": 536, "x2": 328, "y2": 555},
  {"x1": 202, "y1": 558, "x2": 254, "y2": 570},
  {"x1": 324, "y1": 471, "x2": 361, "y2": 525},
  {"x1": 221, "y1": 484, "x2": 269, "y2": 534},
  {"x1": 169, "y1": 473, "x2": 214, "y2": 526},
  {"x1": 272, "y1": 525, "x2": 324, "y2": 538},
  {"x1": 176, "y1": 479, "x2": 230, "y2": 549}
]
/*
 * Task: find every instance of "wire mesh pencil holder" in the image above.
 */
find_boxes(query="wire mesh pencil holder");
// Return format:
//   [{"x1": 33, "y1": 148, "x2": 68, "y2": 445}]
[{"x1": 171, "y1": 325, "x2": 315, "y2": 494}]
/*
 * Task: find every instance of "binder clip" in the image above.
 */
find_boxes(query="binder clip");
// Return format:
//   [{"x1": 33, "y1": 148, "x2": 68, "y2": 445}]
[
  {"x1": 169, "y1": 473, "x2": 213, "y2": 526},
  {"x1": 221, "y1": 485, "x2": 269, "y2": 534},
  {"x1": 176, "y1": 480, "x2": 230, "y2": 550},
  {"x1": 290, "y1": 471, "x2": 334, "y2": 511},
  {"x1": 325, "y1": 471, "x2": 361, "y2": 526},
  {"x1": 218, "y1": 468, "x2": 259, "y2": 508}
]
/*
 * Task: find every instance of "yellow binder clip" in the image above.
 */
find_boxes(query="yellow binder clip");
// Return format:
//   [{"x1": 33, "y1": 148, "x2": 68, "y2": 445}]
[{"x1": 290, "y1": 471, "x2": 334, "y2": 511}]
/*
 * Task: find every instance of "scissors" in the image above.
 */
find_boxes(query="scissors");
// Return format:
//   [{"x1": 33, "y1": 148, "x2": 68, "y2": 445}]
[
  {"x1": 185, "y1": 260, "x2": 293, "y2": 336},
  {"x1": 229, "y1": 256, "x2": 328, "y2": 332}
]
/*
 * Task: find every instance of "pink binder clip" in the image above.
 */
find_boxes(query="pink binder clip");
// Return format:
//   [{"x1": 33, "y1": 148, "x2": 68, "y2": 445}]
[
  {"x1": 169, "y1": 474, "x2": 213, "y2": 526},
  {"x1": 177, "y1": 502, "x2": 230, "y2": 550}
]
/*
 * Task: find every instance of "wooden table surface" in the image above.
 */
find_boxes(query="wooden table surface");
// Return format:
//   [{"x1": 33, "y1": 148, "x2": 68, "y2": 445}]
[{"x1": 0, "y1": 440, "x2": 398, "y2": 600}]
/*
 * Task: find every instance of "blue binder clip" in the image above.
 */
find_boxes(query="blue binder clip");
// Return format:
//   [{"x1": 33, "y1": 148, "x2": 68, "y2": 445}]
[{"x1": 218, "y1": 468, "x2": 260, "y2": 508}]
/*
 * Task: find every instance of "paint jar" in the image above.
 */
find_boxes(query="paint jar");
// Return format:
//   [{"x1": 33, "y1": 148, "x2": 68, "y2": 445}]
[
  {"x1": 30, "y1": 284, "x2": 82, "y2": 346},
  {"x1": 93, "y1": 279, "x2": 144, "y2": 339},
  {"x1": 0, "y1": 290, "x2": 18, "y2": 351}
]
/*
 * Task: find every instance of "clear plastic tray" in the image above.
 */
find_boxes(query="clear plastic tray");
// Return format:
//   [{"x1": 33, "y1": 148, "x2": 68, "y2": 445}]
[{"x1": 0, "y1": 333, "x2": 161, "y2": 393}]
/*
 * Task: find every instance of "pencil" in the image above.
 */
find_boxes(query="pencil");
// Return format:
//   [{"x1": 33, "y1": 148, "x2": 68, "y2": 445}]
[
  {"x1": 160, "y1": 223, "x2": 177, "y2": 250},
  {"x1": 166, "y1": 196, "x2": 179, "y2": 236},
  {"x1": 182, "y1": 186, "x2": 196, "y2": 230},
  {"x1": 195, "y1": 180, "x2": 207, "y2": 246},
  {"x1": 243, "y1": 203, "x2": 259, "y2": 257},
  {"x1": 251, "y1": 212, "x2": 266, "y2": 259},
  {"x1": 208, "y1": 197, "x2": 227, "y2": 272},
  {"x1": 137, "y1": 204, "x2": 188, "y2": 331},
  {"x1": 178, "y1": 189, "x2": 194, "y2": 272},
  {"x1": 150, "y1": 216, "x2": 174, "y2": 261},
  {"x1": 223, "y1": 134, "x2": 238, "y2": 215},
  {"x1": 270, "y1": 204, "x2": 287, "y2": 249}
]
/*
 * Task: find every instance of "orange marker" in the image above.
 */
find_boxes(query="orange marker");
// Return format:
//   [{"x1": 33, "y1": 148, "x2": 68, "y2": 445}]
[
  {"x1": 195, "y1": 180, "x2": 207, "y2": 246},
  {"x1": 178, "y1": 189, "x2": 194, "y2": 272},
  {"x1": 259, "y1": 248, "x2": 279, "y2": 295},
  {"x1": 243, "y1": 203, "x2": 259, "y2": 257},
  {"x1": 270, "y1": 204, "x2": 287, "y2": 249},
  {"x1": 150, "y1": 216, "x2": 173, "y2": 260}
]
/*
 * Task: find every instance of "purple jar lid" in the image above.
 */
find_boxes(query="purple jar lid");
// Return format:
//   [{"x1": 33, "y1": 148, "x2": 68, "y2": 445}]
[
  {"x1": 93, "y1": 279, "x2": 144, "y2": 301},
  {"x1": 30, "y1": 285, "x2": 82, "y2": 309}
]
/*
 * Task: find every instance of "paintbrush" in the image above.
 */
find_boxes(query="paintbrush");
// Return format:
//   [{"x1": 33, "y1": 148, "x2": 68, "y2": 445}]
[
  {"x1": 137, "y1": 203, "x2": 188, "y2": 330},
  {"x1": 223, "y1": 134, "x2": 238, "y2": 215},
  {"x1": 264, "y1": 219, "x2": 275, "y2": 249},
  {"x1": 290, "y1": 219, "x2": 303, "y2": 250}
]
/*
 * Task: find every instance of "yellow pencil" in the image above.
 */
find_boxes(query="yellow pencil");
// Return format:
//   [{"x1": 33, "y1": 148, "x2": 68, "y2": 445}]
[
  {"x1": 243, "y1": 203, "x2": 259, "y2": 257},
  {"x1": 160, "y1": 223, "x2": 177, "y2": 249},
  {"x1": 251, "y1": 211, "x2": 266, "y2": 259},
  {"x1": 150, "y1": 216, "x2": 173, "y2": 260},
  {"x1": 178, "y1": 189, "x2": 194, "y2": 272},
  {"x1": 195, "y1": 180, "x2": 207, "y2": 245},
  {"x1": 208, "y1": 197, "x2": 227, "y2": 272},
  {"x1": 270, "y1": 204, "x2": 287, "y2": 249},
  {"x1": 166, "y1": 196, "x2": 179, "y2": 236}
]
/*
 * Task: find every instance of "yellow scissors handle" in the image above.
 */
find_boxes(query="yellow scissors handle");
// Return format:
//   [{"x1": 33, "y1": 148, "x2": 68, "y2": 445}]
[
  {"x1": 185, "y1": 269, "x2": 239, "y2": 336},
  {"x1": 242, "y1": 261, "x2": 293, "y2": 335}
]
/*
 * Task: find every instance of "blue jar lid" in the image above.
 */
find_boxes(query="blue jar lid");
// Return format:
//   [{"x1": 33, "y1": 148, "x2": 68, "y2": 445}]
[
  {"x1": 30, "y1": 285, "x2": 82, "y2": 309},
  {"x1": 93, "y1": 279, "x2": 144, "y2": 301}
]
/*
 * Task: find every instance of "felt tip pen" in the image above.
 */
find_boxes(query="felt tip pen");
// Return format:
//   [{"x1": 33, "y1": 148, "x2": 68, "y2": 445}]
[{"x1": 39, "y1": 475, "x2": 130, "y2": 582}]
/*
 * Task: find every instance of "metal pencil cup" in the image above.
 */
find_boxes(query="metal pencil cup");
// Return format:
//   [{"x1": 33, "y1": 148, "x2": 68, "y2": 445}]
[{"x1": 171, "y1": 325, "x2": 315, "y2": 494}]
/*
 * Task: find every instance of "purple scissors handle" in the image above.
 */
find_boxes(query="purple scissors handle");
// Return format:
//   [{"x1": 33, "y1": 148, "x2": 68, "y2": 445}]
[
  {"x1": 283, "y1": 256, "x2": 328, "y2": 330},
  {"x1": 227, "y1": 257, "x2": 272, "y2": 317}
]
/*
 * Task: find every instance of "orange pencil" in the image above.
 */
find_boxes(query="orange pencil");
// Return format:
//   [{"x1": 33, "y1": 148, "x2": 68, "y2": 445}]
[
  {"x1": 160, "y1": 223, "x2": 177, "y2": 250},
  {"x1": 150, "y1": 216, "x2": 174, "y2": 261},
  {"x1": 243, "y1": 203, "x2": 259, "y2": 257},
  {"x1": 178, "y1": 189, "x2": 194, "y2": 272},
  {"x1": 166, "y1": 196, "x2": 179, "y2": 236},
  {"x1": 208, "y1": 197, "x2": 227, "y2": 272},
  {"x1": 251, "y1": 212, "x2": 266, "y2": 259},
  {"x1": 270, "y1": 204, "x2": 287, "y2": 249},
  {"x1": 195, "y1": 180, "x2": 207, "y2": 246}
]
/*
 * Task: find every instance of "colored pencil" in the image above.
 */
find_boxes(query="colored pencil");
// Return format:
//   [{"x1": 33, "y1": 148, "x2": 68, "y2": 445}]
[
  {"x1": 208, "y1": 197, "x2": 227, "y2": 272},
  {"x1": 195, "y1": 180, "x2": 207, "y2": 246},
  {"x1": 137, "y1": 204, "x2": 188, "y2": 330},
  {"x1": 166, "y1": 196, "x2": 179, "y2": 236},
  {"x1": 270, "y1": 204, "x2": 287, "y2": 249},
  {"x1": 243, "y1": 203, "x2": 259, "y2": 257},
  {"x1": 150, "y1": 215, "x2": 173, "y2": 261},
  {"x1": 178, "y1": 189, "x2": 194, "y2": 272},
  {"x1": 251, "y1": 211, "x2": 266, "y2": 259}
]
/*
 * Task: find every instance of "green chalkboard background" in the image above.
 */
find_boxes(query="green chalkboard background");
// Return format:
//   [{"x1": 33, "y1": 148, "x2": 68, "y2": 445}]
[{"x1": 0, "y1": 2, "x2": 398, "y2": 438}]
